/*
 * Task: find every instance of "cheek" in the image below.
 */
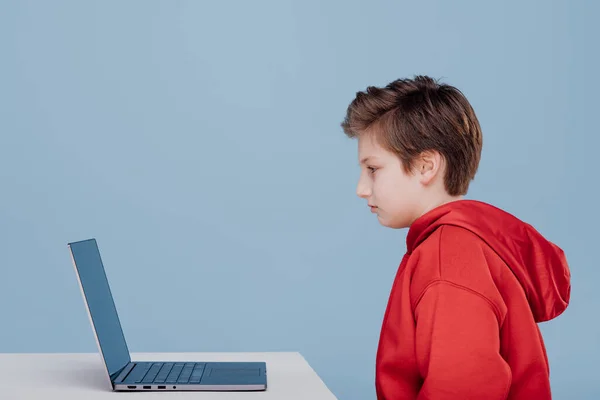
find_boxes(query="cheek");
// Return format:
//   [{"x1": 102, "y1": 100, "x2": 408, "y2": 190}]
[
  {"x1": 376, "y1": 175, "x2": 414, "y2": 207},
  {"x1": 374, "y1": 177, "x2": 400, "y2": 203}
]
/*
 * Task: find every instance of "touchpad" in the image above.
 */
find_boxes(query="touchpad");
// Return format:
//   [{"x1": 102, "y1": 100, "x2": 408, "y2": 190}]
[
  {"x1": 210, "y1": 368, "x2": 260, "y2": 377},
  {"x1": 199, "y1": 362, "x2": 266, "y2": 385}
]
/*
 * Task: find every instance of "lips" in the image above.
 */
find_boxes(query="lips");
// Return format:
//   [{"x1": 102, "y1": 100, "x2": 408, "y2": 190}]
[{"x1": 369, "y1": 205, "x2": 378, "y2": 213}]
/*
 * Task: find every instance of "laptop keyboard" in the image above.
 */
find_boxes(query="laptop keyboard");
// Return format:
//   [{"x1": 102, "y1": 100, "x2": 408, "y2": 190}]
[{"x1": 132, "y1": 362, "x2": 206, "y2": 384}]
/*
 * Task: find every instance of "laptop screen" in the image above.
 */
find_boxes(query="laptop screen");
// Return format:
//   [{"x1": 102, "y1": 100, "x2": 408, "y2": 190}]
[{"x1": 69, "y1": 239, "x2": 130, "y2": 379}]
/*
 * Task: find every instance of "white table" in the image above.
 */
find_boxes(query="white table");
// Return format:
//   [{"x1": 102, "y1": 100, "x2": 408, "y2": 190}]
[{"x1": 0, "y1": 352, "x2": 338, "y2": 399}]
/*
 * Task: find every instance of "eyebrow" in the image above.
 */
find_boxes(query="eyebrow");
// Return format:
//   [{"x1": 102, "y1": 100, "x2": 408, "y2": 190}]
[{"x1": 359, "y1": 156, "x2": 376, "y2": 165}]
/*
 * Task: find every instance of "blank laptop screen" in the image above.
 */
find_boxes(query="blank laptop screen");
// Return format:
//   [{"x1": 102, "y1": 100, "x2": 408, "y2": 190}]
[{"x1": 69, "y1": 239, "x2": 130, "y2": 378}]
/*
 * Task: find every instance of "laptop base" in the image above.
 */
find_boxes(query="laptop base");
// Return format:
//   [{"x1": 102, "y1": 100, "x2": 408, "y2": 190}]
[
  {"x1": 112, "y1": 360, "x2": 267, "y2": 392},
  {"x1": 114, "y1": 384, "x2": 267, "y2": 391}
]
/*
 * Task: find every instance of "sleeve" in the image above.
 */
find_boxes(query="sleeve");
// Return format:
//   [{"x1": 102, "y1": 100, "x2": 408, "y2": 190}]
[{"x1": 414, "y1": 280, "x2": 512, "y2": 400}]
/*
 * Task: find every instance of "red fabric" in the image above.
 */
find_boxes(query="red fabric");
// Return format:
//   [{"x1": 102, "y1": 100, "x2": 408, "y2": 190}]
[{"x1": 375, "y1": 199, "x2": 570, "y2": 400}]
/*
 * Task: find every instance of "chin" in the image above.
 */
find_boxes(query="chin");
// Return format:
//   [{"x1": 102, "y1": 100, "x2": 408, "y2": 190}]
[{"x1": 377, "y1": 215, "x2": 408, "y2": 229}]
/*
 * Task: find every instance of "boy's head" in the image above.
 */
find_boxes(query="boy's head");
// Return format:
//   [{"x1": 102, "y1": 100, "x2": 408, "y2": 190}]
[{"x1": 341, "y1": 75, "x2": 483, "y2": 229}]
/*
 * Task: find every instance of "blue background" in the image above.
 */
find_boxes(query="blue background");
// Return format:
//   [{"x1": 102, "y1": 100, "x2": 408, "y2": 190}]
[{"x1": 1, "y1": 1, "x2": 597, "y2": 398}]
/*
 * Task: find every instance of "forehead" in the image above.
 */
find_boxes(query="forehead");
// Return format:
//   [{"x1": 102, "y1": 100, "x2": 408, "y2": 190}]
[{"x1": 357, "y1": 135, "x2": 390, "y2": 163}]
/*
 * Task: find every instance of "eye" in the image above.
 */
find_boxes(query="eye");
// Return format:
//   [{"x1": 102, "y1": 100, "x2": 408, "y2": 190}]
[{"x1": 367, "y1": 166, "x2": 377, "y2": 174}]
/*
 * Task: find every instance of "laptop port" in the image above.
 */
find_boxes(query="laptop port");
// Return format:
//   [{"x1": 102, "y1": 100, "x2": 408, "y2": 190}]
[
  {"x1": 143, "y1": 386, "x2": 151, "y2": 389},
  {"x1": 127, "y1": 386, "x2": 136, "y2": 389},
  {"x1": 158, "y1": 386, "x2": 166, "y2": 389}
]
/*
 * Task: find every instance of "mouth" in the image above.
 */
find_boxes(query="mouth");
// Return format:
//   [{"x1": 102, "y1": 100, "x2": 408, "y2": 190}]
[{"x1": 369, "y1": 205, "x2": 378, "y2": 213}]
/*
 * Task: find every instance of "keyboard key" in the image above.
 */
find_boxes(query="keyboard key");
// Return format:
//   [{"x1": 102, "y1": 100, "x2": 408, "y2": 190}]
[
  {"x1": 191, "y1": 363, "x2": 205, "y2": 377},
  {"x1": 178, "y1": 368, "x2": 193, "y2": 383},
  {"x1": 189, "y1": 364, "x2": 206, "y2": 383},
  {"x1": 133, "y1": 364, "x2": 152, "y2": 383},
  {"x1": 142, "y1": 363, "x2": 163, "y2": 383},
  {"x1": 166, "y1": 364, "x2": 184, "y2": 383},
  {"x1": 154, "y1": 363, "x2": 174, "y2": 383}
]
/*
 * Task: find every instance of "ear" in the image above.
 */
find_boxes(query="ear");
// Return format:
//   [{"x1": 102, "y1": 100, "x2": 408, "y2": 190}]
[{"x1": 416, "y1": 150, "x2": 444, "y2": 185}]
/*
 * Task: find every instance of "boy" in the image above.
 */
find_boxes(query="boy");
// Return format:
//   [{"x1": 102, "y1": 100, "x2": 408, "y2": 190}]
[{"x1": 341, "y1": 76, "x2": 571, "y2": 399}]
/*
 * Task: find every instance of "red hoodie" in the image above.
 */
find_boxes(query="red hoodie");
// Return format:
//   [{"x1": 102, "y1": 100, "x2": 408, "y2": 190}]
[{"x1": 375, "y1": 199, "x2": 571, "y2": 400}]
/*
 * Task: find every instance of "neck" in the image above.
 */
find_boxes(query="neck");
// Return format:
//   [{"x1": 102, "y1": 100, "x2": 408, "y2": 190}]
[{"x1": 418, "y1": 194, "x2": 465, "y2": 219}]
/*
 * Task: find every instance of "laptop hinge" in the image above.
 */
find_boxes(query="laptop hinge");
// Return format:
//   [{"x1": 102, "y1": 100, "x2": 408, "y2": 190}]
[{"x1": 111, "y1": 362, "x2": 135, "y2": 383}]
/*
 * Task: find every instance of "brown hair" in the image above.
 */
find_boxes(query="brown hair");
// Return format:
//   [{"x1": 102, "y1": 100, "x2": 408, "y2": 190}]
[{"x1": 341, "y1": 75, "x2": 482, "y2": 196}]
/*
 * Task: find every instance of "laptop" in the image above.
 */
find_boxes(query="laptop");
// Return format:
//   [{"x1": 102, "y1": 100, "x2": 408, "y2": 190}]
[{"x1": 68, "y1": 238, "x2": 267, "y2": 392}]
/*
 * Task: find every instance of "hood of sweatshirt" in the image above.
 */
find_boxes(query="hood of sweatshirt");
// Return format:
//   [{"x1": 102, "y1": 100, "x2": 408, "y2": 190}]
[{"x1": 406, "y1": 199, "x2": 571, "y2": 322}]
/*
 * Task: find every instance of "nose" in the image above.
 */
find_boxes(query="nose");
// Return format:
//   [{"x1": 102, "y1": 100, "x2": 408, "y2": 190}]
[{"x1": 356, "y1": 175, "x2": 371, "y2": 199}]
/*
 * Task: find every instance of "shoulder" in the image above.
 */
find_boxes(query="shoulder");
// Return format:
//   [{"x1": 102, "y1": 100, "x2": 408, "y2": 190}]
[
  {"x1": 411, "y1": 224, "x2": 488, "y2": 277},
  {"x1": 408, "y1": 225, "x2": 505, "y2": 314}
]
